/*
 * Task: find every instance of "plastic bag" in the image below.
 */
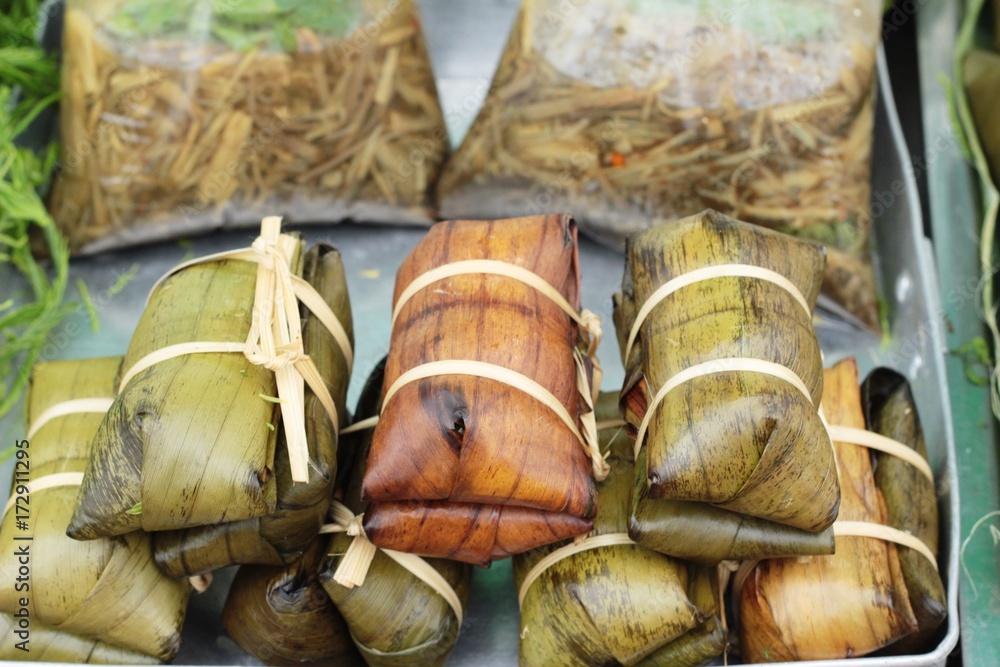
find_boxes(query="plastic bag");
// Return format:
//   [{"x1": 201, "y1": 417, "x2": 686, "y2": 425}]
[
  {"x1": 438, "y1": 0, "x2": 883, "y2": 329},
  {"x1": 52, "y1": 0, "x2": 447, "y2": 252}
]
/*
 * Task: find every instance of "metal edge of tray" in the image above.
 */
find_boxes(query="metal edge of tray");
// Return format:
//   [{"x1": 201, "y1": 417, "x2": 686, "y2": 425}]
[
  {"x1": 742, "y1": 44, "x2": 960, "y2": 667},
  {"x1": 918, "y1": 0, "x2": 1000, "y2": 664}
]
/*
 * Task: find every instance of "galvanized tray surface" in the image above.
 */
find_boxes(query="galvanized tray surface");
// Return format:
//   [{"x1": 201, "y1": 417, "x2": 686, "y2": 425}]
[{"x1": 0, "y1": 1, "x2": 960, "y2": 665}]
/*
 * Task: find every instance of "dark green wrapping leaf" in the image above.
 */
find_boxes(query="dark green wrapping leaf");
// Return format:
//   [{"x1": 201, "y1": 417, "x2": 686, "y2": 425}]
[
  {"x1": 318, "y1": 361, "x2": 471, "y2": 667},
  {"x1": 630, "y1": 444, "x2": 835, "y2": 564},
  {"x1": 615, "y1": 212, "x2": 837, "y2": 562},
  {"x1": 863, "y1": 369, "x2": 947, "y2": 654},
  {"x1": 637, "y1": 566, "x2": 728, "y2": 667},
  {"x1": 512, "y1": 393, "x2": 727, "y2": 667},
  {"x1": 223, "y1": 540, "x2": 364, "y2": 666},
  {"x1": 153, "y1": 244, "x2": 354, "y2": 577}
]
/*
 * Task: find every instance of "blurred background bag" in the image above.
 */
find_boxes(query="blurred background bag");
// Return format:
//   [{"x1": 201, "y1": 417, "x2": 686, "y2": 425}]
[
  {"x1": 51, "y1": 0, "x2": 447, "y2": 252},
  {"x1": 438, "y1": 0, "x2": 883, "y2": 329}
]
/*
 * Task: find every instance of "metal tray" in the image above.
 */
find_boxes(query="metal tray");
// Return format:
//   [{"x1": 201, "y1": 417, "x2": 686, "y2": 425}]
[{"x1": 0, "y1": 1, "x2": 960, "y2": 665}]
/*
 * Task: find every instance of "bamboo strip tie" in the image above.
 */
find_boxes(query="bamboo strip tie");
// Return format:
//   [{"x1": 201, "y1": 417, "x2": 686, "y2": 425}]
[
  {"x1": 116, "y1": 217, "x2": 352, "y2": 483},
  {"x1": 827, "y1": 425, "x2": 935, "y2": 484},
  {"x1": 2, "y1": 473, "x2": 85, "y2": 518},
  {"x1": 633, "y1": 357, "x2": 817, "y2": 460},
  {"x1": 623, "y1": 263, "x2": 813, "y2": 364},
  {"x1": 517, "y1": 532, "x2": 636, "y2": 608},
  {"x1": 321, "y1": 500, "x2": 464, "y2": 626},
  {"x1": 389, "y1": 259, "x2": 608, "y2": 480},
  {"x1": 25, "y1": 398, "x2": 115, "y2": 440},
  {"x1": 625, "y1": 263, "x2": 821, "y2": 462},
  {"x1": 5, "y1": 404, "x2": 212, "y2": 592}
]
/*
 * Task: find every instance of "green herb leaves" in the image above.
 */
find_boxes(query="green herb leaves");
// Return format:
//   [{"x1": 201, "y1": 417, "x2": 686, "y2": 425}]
[
  {"x1": 0, "y1": 0, "x2": 72, "y2": 419},
  {"x1": 106, "y1": 0, "x2": 362, "y2": 52}
]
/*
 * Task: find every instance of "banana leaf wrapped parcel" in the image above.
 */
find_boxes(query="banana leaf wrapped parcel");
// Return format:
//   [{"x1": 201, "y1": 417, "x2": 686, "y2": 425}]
[
  {"x1": 738, "y1": 359, "x2": 925, "y2": 662},
  {"x1": 153, "y1": 241, "x2": 353, "y2": 578},
  {"x1": 616, "y1": 210, "x2": 839, "y2": 564},
  {"x1": 68, "y1": 218, "x2": 354, "y2": 579},
  {"x1": 514, "y1": 392, "x2": 727, "y2": 667},
  {"x1": 52, "y1": 0, "x2": 447, "y2": 252},
  {"x1": 319, "y1": 360, "x2": 471, "y2": 667},
  {"x1": 223, "y1": 540, "x2": 364, "y2": 666},
  {"x1": 438, "y1": 0, "x2": 883, "y2": 329},
  {"x1": 360, "y1": 214, "x2": 607, "y2": 565},
  {"x1": 862, "y1": 367, "x2": 947, "y2": 653},
  {"x1": 0, "y1": 615, "x2": 157, "y2": 664},
  {"x1": 0, "y1": 358, "x2": 191, "y2": 661}
]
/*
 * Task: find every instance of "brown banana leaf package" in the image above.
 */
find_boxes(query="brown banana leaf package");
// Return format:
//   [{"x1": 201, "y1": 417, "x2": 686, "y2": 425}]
[
  {"x1": 514, "y1": 392, "x2": 727, "y2": 667},
  {"x1": 0, "y1": 358, "x2": 190, "y2": 661},
  {"x1": 360, "y1": 214, "x2": 606, "y2": 565},
  {"x1": 738, "y1": 358, "x2": 931, "y2": 661},
  {"x1": 67, "y1": 219, "x2": 354, "y2": 581},
  {"x1": 319, "y1": 359, "x2": 471, "y2": 667},
  {"x1": 863, "y1": 368, "x2": 947, "y2": 653},
  {"x1": 438, "y1": 0, "x2": 883, "y2": 329},
  {"x1": 223, "y1": 540, "x2": 364, "y2": 666},
  {"x1": 52, "y1": 0, "x2": 446, "y2": 253},
  {"x1": 616, "y1": 210, "x2": 839, "y2": 563}
]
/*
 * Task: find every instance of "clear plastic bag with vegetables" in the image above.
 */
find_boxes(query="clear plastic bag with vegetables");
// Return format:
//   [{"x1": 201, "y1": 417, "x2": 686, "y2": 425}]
[
  {"x1": 438, "y1": 0, "x2": 883, "y2": 329},
  {"x1": 52, "y1": 0, "x2": 447, "y2": 252}
]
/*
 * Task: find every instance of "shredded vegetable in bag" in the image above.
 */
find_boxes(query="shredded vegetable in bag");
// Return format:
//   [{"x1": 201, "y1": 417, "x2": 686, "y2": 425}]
[
  {"x1": 52, "y1": 0, "x2": 446, "y2": 252},
  {"x1": 439, "y1": 0, "x2": 882, "y2": 329}
]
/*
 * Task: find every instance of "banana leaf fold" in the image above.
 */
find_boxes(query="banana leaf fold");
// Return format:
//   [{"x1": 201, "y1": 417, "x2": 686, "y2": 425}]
[
  {"x1": 616, "y1": 210, "x2": 839, "y2": 563},
  {"x1": 320, "y1": 360, "x2": 472, "y2": 667},
  {"x1": 68, "y1": 222, "x2": 353, "y2": 577},
  {"x1": 514, "y1": 392, "x2": 727, "y2": 667},
  {"x1": 223, "y1": 540, "x2": 363, "y2": 666},
  {"x1": 0, "y1": 358, "x2": 191, "y2": 661},
  {"x1": 360, "y1": 214, "x2": 600, "y2": 564},
  {"x1": 863, "y1": 368, "x2": 947, "y2": 653},
  {"x1": 153, "y1": 244, "x2": 354, "y2": 577},
  {"x1": 738, "y1": 359, "x2": 919, "y2": 662},
  {"x1": 0, "y1": 614, "x2": 157, "y2": 664}
]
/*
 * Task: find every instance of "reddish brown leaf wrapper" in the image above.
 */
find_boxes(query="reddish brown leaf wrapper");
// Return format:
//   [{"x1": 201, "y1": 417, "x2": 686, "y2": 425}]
[{"x1": 361, "y1": 215, "x2": 597, "y2": 564}]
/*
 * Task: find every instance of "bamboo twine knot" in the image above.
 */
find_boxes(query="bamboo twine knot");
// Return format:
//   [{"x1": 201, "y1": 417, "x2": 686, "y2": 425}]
[
  {"x1": 345, "y1": 514, "x2": 366, "y2": 538},
  {"x1": 579, "y1": 308, "x2": 602, "y2": 359},
  {"x1": 320, "y1": 500, "x2": 465, "y2": 624},
  {"x1": 116, "y1": 217, "x2": 351, "y2": 484}
]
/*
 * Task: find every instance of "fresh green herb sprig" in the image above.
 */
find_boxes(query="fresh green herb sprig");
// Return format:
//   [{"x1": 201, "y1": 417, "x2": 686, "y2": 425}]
[
  {"x1": 106, "y1": 0, "x2": 361, "y2": 53},
  {"x1": 0, "y1": 0, "x2": 73, "y2": 419},
  {"x1": 624, "y1": 0, "x2": 835, "y2": 43}
]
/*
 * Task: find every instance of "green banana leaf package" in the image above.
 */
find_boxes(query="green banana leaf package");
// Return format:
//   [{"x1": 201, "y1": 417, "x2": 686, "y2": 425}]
[
  {"x1": 0, "y1": 357, "x2": 191, "y2": 661},
  {"x1": 438, "y1": 0, "x2": 883, "y2": 330},
  {"x1": 52, "y1": 0, "x2": 447, "y2": 252},
  {"x1": 738, "y1": 359, "x2": 940, "y2": 661},
  {"x1": 67, "y1": 219, "x2": 354, "y2": 580},
  {"x1": 0, "y1": 614, "x2": 157, "y2": 665},
  {"x1": 223, "y1": 540, "x2": 364, "y2": 666},
  {"x1": 318, "y1": 360, "x2": 472, "y2": 667},
  {"x1": 514, "y1": 392, "x2": 727, "y2": 667},
  {"x1": 863, "y1": 367, "x2": 947, "y2": 654},
  {"x1": 615, "y1": 209, "x2": 839, "y2": 563}
]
